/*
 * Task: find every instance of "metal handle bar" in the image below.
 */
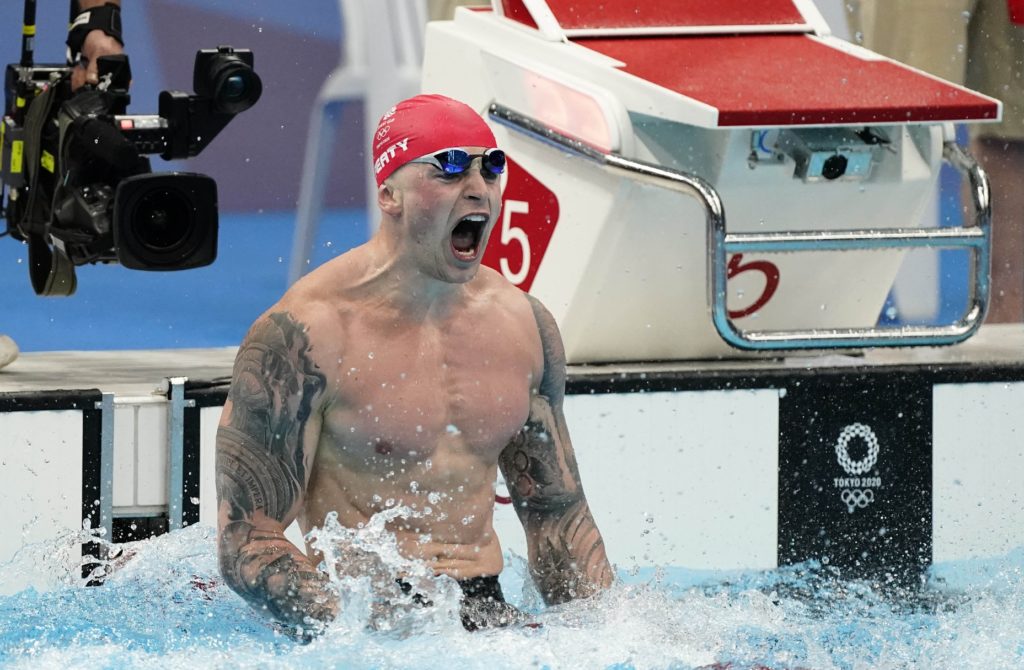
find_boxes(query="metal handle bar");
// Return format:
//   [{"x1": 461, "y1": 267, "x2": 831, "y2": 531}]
[{"x1": 488, "y1": 102, "x2": 992, "y2": 350}]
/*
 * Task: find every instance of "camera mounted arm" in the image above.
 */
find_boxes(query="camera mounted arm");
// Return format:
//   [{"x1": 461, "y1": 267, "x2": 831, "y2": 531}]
[{"x1": 158, "y1": 46, "x2": 262, "y2": 160}]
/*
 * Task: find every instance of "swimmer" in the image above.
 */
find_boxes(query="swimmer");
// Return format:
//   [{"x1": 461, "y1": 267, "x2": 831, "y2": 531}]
[{"x1": 215, "y1": 94, "x2": 614, "y2": 633}]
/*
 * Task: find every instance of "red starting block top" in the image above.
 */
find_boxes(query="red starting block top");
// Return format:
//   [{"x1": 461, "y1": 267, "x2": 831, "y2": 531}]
[
  {"x1": 542, "y1": 0, "x2": 806, "y2": 30},
  {"x1": 575, "y1": 34, "x2": 999, "y2": 126}
]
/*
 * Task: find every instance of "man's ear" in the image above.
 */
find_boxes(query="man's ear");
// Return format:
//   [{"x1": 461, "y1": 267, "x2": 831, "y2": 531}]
[{"x1": 377, "y1": 181, "x2": 402, "y2": 217}]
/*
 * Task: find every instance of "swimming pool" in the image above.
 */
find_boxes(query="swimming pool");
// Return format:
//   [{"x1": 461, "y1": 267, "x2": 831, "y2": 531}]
[{"x1": 1, "y1": 515, "x2": 1021, "y2": 670}]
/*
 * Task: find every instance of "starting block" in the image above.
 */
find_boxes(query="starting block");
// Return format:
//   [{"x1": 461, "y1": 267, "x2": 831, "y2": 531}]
[{"x1": 422, "y1": 0, "x2": 1000, "y2": 362}]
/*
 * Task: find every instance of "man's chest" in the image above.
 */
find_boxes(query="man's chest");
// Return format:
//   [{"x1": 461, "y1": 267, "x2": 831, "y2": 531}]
[{"x1": 321, "y1": 322, "x2": 539, "y2": 462}]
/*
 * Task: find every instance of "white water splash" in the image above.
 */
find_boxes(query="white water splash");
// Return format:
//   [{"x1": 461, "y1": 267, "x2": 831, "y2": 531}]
[
  {"x1": 306, "y1": 506, "x2": 464, "y2": 636},
  {"x1": 0, "y1": 520, "x2": 1023, "y2": 669}
]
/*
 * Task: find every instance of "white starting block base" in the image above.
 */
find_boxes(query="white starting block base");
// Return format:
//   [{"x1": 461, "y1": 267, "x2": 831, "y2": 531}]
[{"x1": 2, "y1": 327, "x2": 1023, "y2": 592}]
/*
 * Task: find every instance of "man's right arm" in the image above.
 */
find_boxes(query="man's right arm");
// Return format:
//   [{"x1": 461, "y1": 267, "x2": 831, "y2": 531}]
[{"x1": 215, "y1": 311, "x2": 337, "y2": 627}]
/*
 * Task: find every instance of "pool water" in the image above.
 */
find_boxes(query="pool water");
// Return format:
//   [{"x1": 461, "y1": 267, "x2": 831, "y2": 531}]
[{"x1": 1, "y1": 512, "x2": 1022, "y2": 670}]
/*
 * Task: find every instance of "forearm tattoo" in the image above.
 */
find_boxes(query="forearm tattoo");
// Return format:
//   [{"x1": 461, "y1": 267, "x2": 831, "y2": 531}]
[
  {"x1": 499, "y1": 297, "x2": 613, "y2": 604},
  {"x1": 216, "y1": 312, "x2": 332, "y2": 625}
]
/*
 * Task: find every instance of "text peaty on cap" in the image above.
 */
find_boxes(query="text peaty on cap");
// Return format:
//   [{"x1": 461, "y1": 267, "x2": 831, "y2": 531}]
[{"x1": 371, "y1": 94, "x2": 497, "y2": 186}]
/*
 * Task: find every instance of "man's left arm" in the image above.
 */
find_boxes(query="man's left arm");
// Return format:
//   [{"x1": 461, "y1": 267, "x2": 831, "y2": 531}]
[{"x1": 498, "y1": 295, "x2": 614, "y2": 605}]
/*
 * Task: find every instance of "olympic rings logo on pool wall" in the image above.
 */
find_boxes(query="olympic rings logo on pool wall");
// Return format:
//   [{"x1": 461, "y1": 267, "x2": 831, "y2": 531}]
[
  {"x1": 835, "y1": 422, "x2": 879, "y2": 475},
  {"x1": 840, "y1": 488, "x2": 875, "y2": 513}
]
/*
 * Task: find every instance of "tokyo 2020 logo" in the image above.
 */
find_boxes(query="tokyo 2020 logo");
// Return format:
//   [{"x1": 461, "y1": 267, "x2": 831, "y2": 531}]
[{"x1": 832, "y1": 423, "x2": 882, "y2": 513}]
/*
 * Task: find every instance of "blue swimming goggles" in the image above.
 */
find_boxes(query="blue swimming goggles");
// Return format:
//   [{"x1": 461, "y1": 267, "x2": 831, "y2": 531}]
[{"x1": 409, "y1": 147, "x2": 506, "y2": 177}]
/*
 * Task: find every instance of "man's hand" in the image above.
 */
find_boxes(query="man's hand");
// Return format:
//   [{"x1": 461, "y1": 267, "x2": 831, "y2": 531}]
[
  {"x1": 219, "y1": 521, "x2": 339, "y2": 628},
  {"x1": 71, "y1": 30, "x2": 125, "y2": 90}
]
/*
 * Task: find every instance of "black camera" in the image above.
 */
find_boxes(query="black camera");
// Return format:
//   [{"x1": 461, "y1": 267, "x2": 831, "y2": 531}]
[{"x1": 1, "y1": 45, "x2": 262, "y2": 295}]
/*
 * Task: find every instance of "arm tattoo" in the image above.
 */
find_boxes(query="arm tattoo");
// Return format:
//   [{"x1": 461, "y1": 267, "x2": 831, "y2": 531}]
[
  {"x1": 218, "y1": 312, "x2": 325, "y2": 522},
  {"x1": 499, "y1": 296, "x2": 613, "y2": 604},
  {"x1": 216, "y1": 312, "x2": 334, "y2": 626}
]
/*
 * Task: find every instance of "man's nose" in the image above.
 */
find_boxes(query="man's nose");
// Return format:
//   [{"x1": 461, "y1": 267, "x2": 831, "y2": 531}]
[{"x1": 462, "y1": 161, "x2": 487, "y2": 199}]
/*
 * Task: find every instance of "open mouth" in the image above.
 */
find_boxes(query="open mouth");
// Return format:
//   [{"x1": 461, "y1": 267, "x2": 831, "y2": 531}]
[{"x1": 450, "y1": 214, "x2": 487, "y2": 261}]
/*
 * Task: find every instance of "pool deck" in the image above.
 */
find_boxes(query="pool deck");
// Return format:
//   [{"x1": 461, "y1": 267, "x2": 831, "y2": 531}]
[{"x1": 1, "y1": 325, "x2": 1021, "y2": 397}]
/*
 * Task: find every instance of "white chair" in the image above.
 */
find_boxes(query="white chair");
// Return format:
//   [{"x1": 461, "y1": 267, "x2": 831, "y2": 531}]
[{"x1": 288, "y1": 0, "x2": 429, "y2": 284}]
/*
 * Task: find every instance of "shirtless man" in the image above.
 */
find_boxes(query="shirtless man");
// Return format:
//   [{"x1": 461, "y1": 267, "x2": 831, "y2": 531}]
[{"x1": 215, "y1": 94, "x2": 613, "y2": 632}]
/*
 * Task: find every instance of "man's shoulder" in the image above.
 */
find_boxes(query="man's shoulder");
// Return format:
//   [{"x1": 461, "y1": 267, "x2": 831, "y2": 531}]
[
  {"x1": 240, "y1": 276, "x2": 347, "y2": 357},
  {"x1": 474, "y1": 265, "x2": 528, "y2": 303}
]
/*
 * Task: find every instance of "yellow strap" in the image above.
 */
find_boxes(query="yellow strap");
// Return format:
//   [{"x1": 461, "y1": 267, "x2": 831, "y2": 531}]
[
  {"x1": 11, "y1": 141, "x2": 23, "y2": 174},
  {"x1": 22, "y1": 24, "x2": 37, "y2": 36}
]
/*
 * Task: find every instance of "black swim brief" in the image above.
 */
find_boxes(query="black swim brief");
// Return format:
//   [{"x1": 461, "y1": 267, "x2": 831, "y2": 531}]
[{"x1": 398, "y1": 575, "x2": 532, "y2": 631}]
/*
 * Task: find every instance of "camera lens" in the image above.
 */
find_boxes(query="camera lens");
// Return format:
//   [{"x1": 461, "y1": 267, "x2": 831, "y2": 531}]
[
  {"x1": 197, "y1": 54, "x2": 262, "y2": 114},
  {"x1": 221, "y1": 74, "x2": 247, "y2": 102},
  {"x1": 822, "y1": 154, "x2": 848, "y2": 180},
  {"x1": 114, "y1": 173, "x2": 218, "y2": 271},
  {"x1": 131, "y1": 189, "x2": 194, "y2": 251},
  {"x1": 213, "y1": 65, "x2": 260, "y2": 112}
]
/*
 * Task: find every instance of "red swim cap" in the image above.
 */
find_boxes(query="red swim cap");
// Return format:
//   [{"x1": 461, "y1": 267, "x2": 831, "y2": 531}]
[{"x1": 371, "y1": 94, "x2": 497, "y2": 186}]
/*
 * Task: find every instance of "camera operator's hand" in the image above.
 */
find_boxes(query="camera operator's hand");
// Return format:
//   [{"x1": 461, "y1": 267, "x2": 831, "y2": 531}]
[
  {"x1": 68, "y1": 1, "x2": 125, "y2": 91},
  {"x1": 71, "y1": 30, "x2": 125, "y2": 90}
]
